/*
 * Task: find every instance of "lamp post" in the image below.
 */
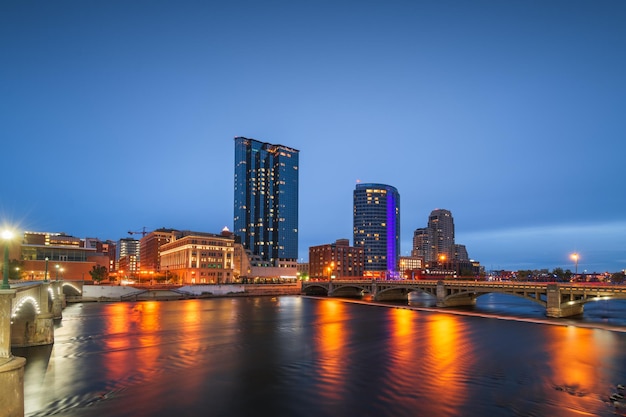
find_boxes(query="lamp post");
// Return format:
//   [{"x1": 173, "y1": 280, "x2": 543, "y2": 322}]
[
  {"x1": 1, "y1": 230, "x2": 13, "y2": 289},
  {"x1": 571, "y1": 253, "x2": 579, "y2": 280},
  {"x1": 55, "y1": 264, "x2": 60, "y2": 281},
  {"x1": 44, "y1": 257, "x2": 49, "y2": 282}
]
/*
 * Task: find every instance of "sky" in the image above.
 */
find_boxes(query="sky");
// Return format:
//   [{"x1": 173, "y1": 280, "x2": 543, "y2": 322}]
[{"x1": 1, "y1": 0, "x2": 625, "y2": 273}]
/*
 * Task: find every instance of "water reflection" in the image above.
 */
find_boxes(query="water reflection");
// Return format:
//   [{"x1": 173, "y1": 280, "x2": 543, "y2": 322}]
[
  {"x1": 545, "y1": 326, "x2": 620, "y2": 414},
  {"x1": 12, "y1": 297, "x2": 626, "y2": 417},
  {"x1": 425, "y1": 313, "x2": 469, "y2": 415},
  {"x1": 314, "y1": 299, "x2": 348, "y2": 405}
]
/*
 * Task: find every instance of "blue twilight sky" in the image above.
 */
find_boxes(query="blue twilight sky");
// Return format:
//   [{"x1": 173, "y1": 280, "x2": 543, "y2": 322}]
[{"x1": 1, "y1": 0, "x2": 625, "y2": 272}]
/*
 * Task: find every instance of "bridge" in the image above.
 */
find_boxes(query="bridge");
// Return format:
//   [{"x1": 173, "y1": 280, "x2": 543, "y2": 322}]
[
  {"x1": 1, "y1": 281, "x2": 82, "y2": 417},
  {"x1": 301, "y1": 279, "x2": 626, "y2": 318}
]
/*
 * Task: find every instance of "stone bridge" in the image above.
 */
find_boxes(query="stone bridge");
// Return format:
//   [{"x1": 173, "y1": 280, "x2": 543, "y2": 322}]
[
  {"x1": 1, "y1": 281, "x2": 81, "y2": 416},
  {"x1": 301, "y1": 279, "x2": 626, "y2": 318}
]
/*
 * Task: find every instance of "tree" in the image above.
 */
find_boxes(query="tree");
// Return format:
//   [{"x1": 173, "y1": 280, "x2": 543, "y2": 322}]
[
  {"x1": 89, "y1": 265, "x2": 109, "y2": 283},
  {"x1": 9, "y1": 259, "x2": 25, "y2": 280},
  {"x1": 611, "y1": 272, "x2": 625, "y2": 284}
]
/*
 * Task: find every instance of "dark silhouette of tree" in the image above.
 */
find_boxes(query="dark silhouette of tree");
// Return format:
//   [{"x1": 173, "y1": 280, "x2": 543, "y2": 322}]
[{"x1": 89, "y1": 265, "x2": 108, "y2": 283}]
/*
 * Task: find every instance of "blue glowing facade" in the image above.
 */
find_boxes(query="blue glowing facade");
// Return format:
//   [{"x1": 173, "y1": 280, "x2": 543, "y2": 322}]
[
  {"x1": 353, "y1": 183, "x2": 400, "y2": 277},
  {"x1": 233, "y1": 137, "x2": 299, "y2": 266}
]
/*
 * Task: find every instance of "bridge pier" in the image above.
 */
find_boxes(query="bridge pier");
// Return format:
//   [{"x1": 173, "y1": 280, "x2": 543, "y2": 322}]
[
  {"x1": 546, "y1": 284, "x2": 584, "y2": 318},
  {"x1": 0, "y1": 290, "x2": 26, "y2": 417},
  {"x1": 11, "y1": 282, "x2": 55, "y2": 348},
  {"x1": 11, "y1": 312, "x2": 55, "y2": 348},
  {"x1": 51, "y1": 282, "x2": 64, "y2": 319},
  {"x1": 436, "y1": 281, "x2": 476, "y2": 308}
]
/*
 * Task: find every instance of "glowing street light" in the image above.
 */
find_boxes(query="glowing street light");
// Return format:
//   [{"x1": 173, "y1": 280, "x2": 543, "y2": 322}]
[
  {"x1": 571, "y1": 253, "x2": 579, "y2": 277},
  {"x1": 1, "y1": 230, "x2": 14, "y2": 289},
  {"x1": 44, "y1": 257, "x2": 49, "y2": 282}
]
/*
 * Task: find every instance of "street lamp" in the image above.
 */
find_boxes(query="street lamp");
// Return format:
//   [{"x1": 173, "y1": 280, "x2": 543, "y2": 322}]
[
  {"x1": 44, "y1": 257, "x2": 49, "y2": 282},
  {"x1": 571, "y1": 253, "x2": 579, "y2": 279},
  {"x1": 1, "y1": 230, "x2": 14, "y2": 289},
  {"x1": 55, "y1": 264, "x2": 60, "y2": 281}
]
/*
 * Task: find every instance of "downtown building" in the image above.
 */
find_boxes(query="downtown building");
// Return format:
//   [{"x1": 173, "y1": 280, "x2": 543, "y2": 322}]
[
  {"x1": 412, "y1": 209, "x2": 479, "y2": 277},
  {"x1": 159, "y1": 230, "x2": 235, "y2": 284},
  {"x1": 353, "y1": 183, "x2": 400, "y2": 279},
  {"x1": 233, "y1": 137, "x2": 299, "y2": 278},
  {"x1": 12, "y1": 231, "x2": 112, "y2": 282},
  {"x1": 139, "y1": 228, "x2": 180, "y2": 274},
  {"x1": 309, "y1": 239, "x2": 364, "y2": 279},
  {"x1": 117, "y1": 237, "x2": 140, "y2": 277}
]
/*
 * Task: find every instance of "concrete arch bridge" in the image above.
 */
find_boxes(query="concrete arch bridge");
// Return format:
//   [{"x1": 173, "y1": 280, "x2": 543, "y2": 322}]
[
  {"x1": 301, "y1": 280, "x2": 626, "y2": 318},
  {"x1": 1, "y1": 281, "x2": 82, "y2": 348}
]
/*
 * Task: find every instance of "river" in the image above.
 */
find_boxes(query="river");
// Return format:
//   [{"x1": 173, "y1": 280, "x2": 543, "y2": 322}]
[{"x1": 13, "y1": 294, "x2": 626, "y2": 417}]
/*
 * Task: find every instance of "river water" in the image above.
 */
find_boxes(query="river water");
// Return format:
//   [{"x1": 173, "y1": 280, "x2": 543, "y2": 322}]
[{"x1": 12, "y1": 294, "x2": 626, "y2": 417}]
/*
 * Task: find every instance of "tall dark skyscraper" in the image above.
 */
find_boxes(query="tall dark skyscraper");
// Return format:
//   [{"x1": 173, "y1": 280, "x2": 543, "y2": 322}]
[
  {"x1": 353, "y1": 183, "x2": 400, "y2": 278},
  {"x1": 233, "y1": 137, "x2": 299, "y2": 266},
  {"x1": 428, "y1": 208, "x2": 455, "y2": 261}
]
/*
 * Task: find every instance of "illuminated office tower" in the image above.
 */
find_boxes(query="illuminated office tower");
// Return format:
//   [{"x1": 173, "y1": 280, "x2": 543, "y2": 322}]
[
  {"x1": 233, "y1": 137, "x2": 299, "y2": 267},
  {"x1": 353, "y1": 183, "x2": 400, "y2": 278},
  {"x1": 427, "y1": 208, "x2": 455, "y2": 262}
]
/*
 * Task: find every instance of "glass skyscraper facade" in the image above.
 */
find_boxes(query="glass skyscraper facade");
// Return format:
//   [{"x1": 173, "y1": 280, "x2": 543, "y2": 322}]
[
  {"x1": 233, "y1": 137, "x2": 299, "y2": 266},
  {"x1": 353, "y1": 183, "x2": 400, "y2": 277}
]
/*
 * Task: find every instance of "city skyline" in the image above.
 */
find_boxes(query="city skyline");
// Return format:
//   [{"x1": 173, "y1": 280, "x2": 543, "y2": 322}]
[{"x1": 2, "y1": 1, "x2": 625, "y2": 272}]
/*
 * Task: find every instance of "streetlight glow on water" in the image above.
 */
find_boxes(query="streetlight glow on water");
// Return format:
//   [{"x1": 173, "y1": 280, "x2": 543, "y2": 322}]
[{"x1": 13, "y1": 296, "x2": 626, "y2": 417}]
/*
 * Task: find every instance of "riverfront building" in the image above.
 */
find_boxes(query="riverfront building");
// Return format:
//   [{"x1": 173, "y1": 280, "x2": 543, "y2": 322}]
[
  {"x1": 309, "y1": 239, "x2": 364, "y2": 279},
  {"x1": 139, "y1": 228, "x2": 180, "y2": 273},
  {"x1": 159, "y1": 230, "x2": 235, "y2": 284},
  {"x1": 14, "y1": 231, "x2": 111, "y2": 281},
  {"x1": 399, "y1": 256, "x2": 423, "y2": 279},
  {"x1": 233, "y1": 136, "x2": 299, "y2": 270},
  {"x1": 353, "y1": 183, "x2": 400, "y2": 278}
]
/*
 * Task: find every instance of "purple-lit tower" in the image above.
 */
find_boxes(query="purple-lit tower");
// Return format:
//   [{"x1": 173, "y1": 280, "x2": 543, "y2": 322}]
[{"x1": 353, "y1": 183, "x2": 400, "y2": 279}]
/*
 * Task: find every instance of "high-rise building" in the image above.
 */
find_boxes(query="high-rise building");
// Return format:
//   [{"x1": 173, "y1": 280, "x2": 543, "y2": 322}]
[
  {"x1": 117, "y1": 238, "x2": 140, "y2": 274},
  {"x1": 353, "y1": 183, "x2": 400, "y2": 278},
  {"x1": 427, "y1": 209, "x2": 455, "y2": 262},
  {"x1": 233, "y1": 136, "x2": 299, "y2": 268},
  {"x1": 453, "y1": 244, "x2": 469, "y2": 262},
  {"x1": 411, "y1": 209, "x2": 480, "y2": 277},
  {"x1": 411, "y1": 227, "x2": 431, "y2": 261}
]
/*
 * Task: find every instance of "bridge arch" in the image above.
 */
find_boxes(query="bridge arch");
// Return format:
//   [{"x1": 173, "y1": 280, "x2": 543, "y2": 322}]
[
  {"x1": 301, "y1": 283, "x2": 330, "y2": 296},
  {"x1": 10, "y1": 296, "x2": 41, "y2": 347},
  {"x1": 331, "y1": 283, "x2": 371, "y2": 298},
  {"x1": 556, "y1": 292, "x2": 626, "y2": 311},
  {"x1": 374, "y1": 285, "x2": 438, "y2": 302},
  {"x1": 448, "y1": 290, "x2": 548, "y2": 308},
  {"x1": 62, "y1": 282, "x2": 82, "y2": 296}
]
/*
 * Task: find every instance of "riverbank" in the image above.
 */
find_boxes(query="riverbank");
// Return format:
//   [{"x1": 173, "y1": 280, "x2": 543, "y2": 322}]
[{"x1": 77, "y1": 283, "x2": 301, "y2": 302}]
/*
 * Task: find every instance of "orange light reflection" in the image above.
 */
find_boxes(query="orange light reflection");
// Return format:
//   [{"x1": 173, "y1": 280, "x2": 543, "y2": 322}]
[
  {"x1": 546, "y1": 325, "x2": 618, "y2": 410},
  {"x1": 102, "y1": 303, "x2": 133, "y2": 381},
  {"x1": 425, "y1": 314, "x2": 469, "y2": 412},
  {"x1": 314, "y1": 300, "x2": 347, "y2": 404}
]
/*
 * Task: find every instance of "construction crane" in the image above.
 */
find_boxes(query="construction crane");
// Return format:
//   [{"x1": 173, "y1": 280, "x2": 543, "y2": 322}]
[{"x1": 128, "y1": 227, "x2": 148, "y2": 237}]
